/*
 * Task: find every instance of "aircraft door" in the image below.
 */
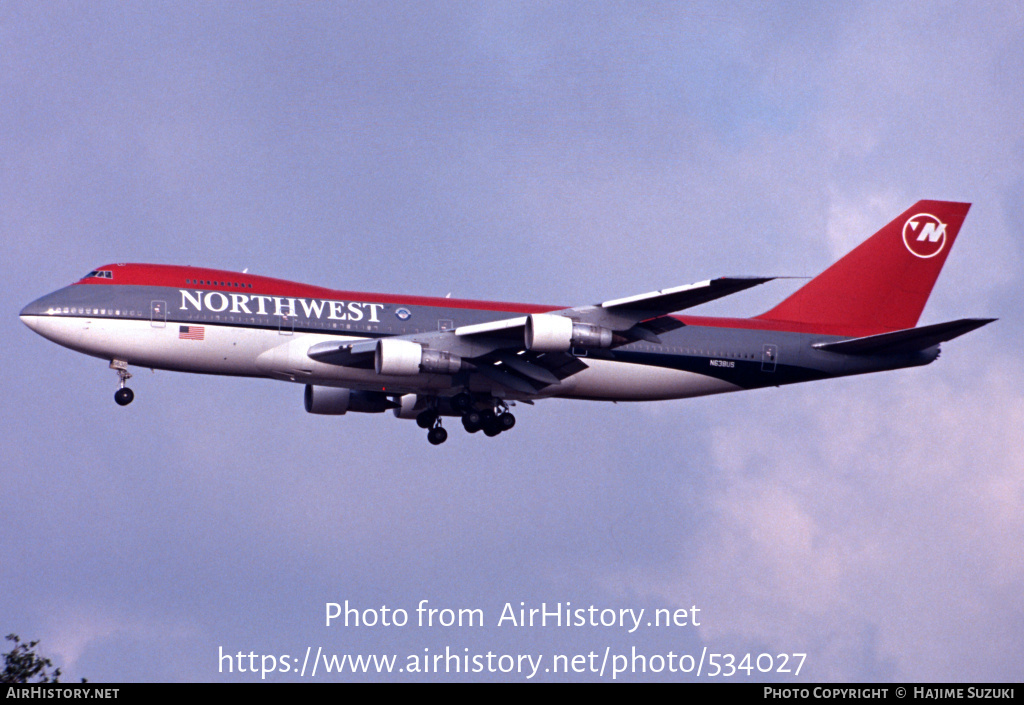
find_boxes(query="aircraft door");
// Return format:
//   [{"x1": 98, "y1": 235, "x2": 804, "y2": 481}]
[
  {"x1": 151, "y1": 300, "x2": 167, "y2": 328},
  {"x1": 761, "y1": 344, "x2": 778, "y2": 372}
]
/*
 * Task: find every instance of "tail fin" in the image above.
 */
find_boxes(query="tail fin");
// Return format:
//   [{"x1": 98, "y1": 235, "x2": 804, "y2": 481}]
[{"x1": 755, "y1": 200, "x2": 971, "y2": 334}]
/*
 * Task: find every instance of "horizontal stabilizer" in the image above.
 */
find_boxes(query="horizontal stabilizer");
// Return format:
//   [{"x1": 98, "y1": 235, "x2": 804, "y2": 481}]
[{"x1": 813, "y1": 318, "x2": 996, "y2": 355}]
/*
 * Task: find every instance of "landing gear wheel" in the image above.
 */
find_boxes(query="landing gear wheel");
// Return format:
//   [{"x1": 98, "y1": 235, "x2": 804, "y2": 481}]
[
  {"x1": 427, "y1": 426, "x2": 448, "y2": 445},
  {"x1": 451, "y1": 392, "x2": 473, "y2": 414},
  {"x1": 114, "y1": 387, "x2": 134, "y2": 406},
  {"x1": 416, "y1": 409, "x2": 439, "y2": 429},
  {"x1": 462, "y1": 411, "x2": 482, "y2": 433},
  {"x1": 497, "y1": 412, "x2": 515, "y2": 430},
  {"x1": 478, "y1": 409, "x2": 498, "y2": 436}
]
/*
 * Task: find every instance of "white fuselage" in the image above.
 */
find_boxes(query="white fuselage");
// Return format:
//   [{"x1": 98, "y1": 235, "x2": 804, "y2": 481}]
[{"x1": 20, "y1": 313, "x2": 742, "y2": 402}]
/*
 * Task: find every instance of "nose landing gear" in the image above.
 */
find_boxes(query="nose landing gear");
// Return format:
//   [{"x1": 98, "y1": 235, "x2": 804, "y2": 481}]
[{"x1": 110, "y1": 359, "x2": 134, "y2": 406}]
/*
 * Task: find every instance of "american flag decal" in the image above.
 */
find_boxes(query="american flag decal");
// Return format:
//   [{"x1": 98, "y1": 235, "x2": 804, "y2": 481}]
[{"x1": 179, "y1": 325, "x2": 205, "y2": 341}]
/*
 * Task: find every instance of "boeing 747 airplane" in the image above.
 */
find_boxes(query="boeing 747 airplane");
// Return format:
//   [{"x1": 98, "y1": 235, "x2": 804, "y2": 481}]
[{"x1": 20, "y1": 200, "x2": 993, "y2": 444}]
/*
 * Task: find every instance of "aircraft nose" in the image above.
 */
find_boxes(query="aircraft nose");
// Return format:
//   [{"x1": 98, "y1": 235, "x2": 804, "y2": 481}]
[
  {"x1": 19, "y1": 289, "x2": 89, "y2": 349},
  {"x1": 19, "y1": 297, "x2": 49, "y2": 333},
  {"x1": 19, "y1": 288, "x2": 73, "y2": 336}
]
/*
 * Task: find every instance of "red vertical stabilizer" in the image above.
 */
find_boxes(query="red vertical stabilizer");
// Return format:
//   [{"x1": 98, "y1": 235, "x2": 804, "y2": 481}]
[{"x1": 755, "y1": 200, "x2": 971, "y2": 335}]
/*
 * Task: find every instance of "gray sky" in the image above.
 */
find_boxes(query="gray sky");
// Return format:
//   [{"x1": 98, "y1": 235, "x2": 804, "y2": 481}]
[{"x1": 3, "y1": 1, "x2": 1022, "y2": 682}]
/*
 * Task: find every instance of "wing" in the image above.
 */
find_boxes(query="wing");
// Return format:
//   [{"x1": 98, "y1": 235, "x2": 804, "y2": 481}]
[
  {"x1": 599, "y1": 276, "x2": 774, "y2": 319},
  {"x1": 307, "y1": 276, "x2": 775, "y2": 395},
  {"x1": 456, "y1": 276, "x2": 774, "y2": 343}
]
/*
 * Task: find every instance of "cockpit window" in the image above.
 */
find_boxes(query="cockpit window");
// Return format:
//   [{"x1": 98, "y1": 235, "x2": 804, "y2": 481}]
[{"x1": 83, "y1": 270, "x2": 113, "y2": 280}]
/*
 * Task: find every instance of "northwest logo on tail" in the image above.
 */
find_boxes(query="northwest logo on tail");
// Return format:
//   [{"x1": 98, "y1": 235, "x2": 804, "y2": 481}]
[{"x1": 902, "y1": 213, "x2": 947, "y2": 258}]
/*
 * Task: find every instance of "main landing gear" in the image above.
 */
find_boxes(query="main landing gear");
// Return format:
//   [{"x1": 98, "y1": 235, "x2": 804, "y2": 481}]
[
  {"x1": 416, "y1": 393, "x2": 516, "y2": 445},
  {"x1": 110, "y1": 359, "x2": 134, "y2": 406},
  {"x1": 415, "y1": 408, "x2": 449, "y2": 446},
  {"x1": 460, "y1": 407, "x2": 515, "y2": 436},
  {"x1": 458, "y1": 393, "x2": 516, "y2": 438}
]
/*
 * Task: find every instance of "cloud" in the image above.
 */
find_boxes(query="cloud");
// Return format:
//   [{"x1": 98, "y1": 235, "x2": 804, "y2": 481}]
[
  {"x1": 617, "y1": 351, "x2": 1023, "y2": 680},
  {"x1": 3, "y1": 1, "x2": 1023, "y2": 683}
]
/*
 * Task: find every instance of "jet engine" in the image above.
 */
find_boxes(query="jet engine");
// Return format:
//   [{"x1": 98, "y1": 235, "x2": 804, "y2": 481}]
[
  {"x1": 304, "y1": 385, "x2": 393, "y2": 414},
  {"x1": 374, "y1": 338, "x2": 463, "y2": 375},
  {"x1": 524, "y1": 313, "x2": 613, "y2": 352}
]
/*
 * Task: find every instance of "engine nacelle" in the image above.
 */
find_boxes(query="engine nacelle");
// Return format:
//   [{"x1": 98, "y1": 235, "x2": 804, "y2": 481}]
[
  {"x1": 525, "y1": 313, "x2": 572, "y2": 351},
  {"x1": 304, "y1": 385, "x2": 392, "y2": 414},
  {"x1": 375, "y1": 338, "x2": 422, "y2": 375},
  {"x1": 525, "y1": 314, "x2": 613, "y2": 352},
  {"x1": 420, "y1": 349, "x2": 463, "y2": 375},
  {"x1": 570, "y1": 322, "x2": 615, "y2": 349},
  {"x1": 375, "y1": 338, "x2": 463, "y2": 375}
]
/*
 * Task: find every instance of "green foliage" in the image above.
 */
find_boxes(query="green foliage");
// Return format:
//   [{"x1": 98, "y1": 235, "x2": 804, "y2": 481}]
[{"x1": 2, "y1": 634, "x2": 64, "y2": 684}]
